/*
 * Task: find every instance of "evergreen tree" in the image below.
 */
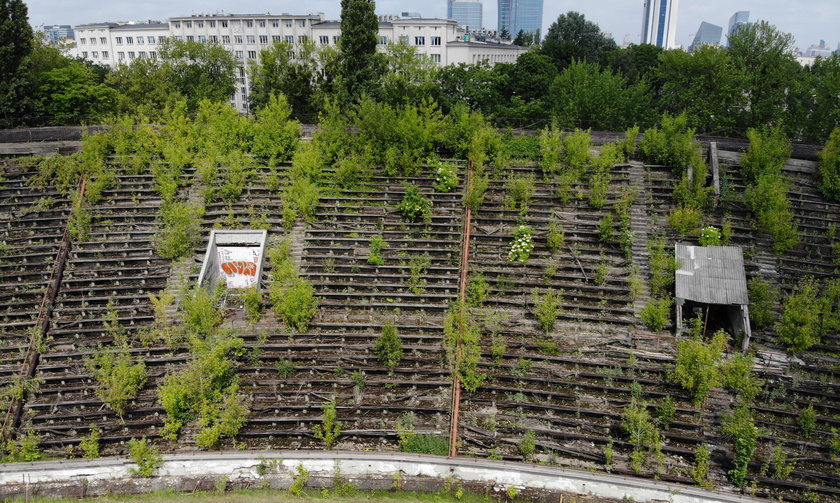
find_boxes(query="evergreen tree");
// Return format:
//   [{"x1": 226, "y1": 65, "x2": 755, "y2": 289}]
[
  {"x1": 0, "y1": 0, "x2": 35, "y2": 126},
  {"x1": 542, "y1": 11, "x2": 616, "y2": 68},
  {"x1": 338, "y1": 0, "x2": 383, "y2": 104}
]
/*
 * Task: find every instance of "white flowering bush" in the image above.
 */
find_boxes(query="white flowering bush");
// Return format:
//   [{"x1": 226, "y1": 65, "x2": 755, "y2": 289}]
[
  {"x1": 508, "y1": 225, "x2": 534, "y2": 263},
  {"x1": 699, "y1": 226, "x2": 721, "y2": 246},
  {"x1": 433, "y1": 164, "x2": 459, "y2": 193},
  {"x1": 398, "y1": 182, "x2": 432, "y2": 224}
]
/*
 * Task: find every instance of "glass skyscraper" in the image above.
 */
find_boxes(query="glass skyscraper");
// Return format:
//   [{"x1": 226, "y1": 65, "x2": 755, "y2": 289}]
[
  {"x1": 641, "y1": 0, "x2": 680, "y2": 48},
  {"x1": 449, "y1": 0, "x2": 483, "y2": 31},
  {"x1": 727, "y1": 11, "x2": 750, "y2": 45},
  {"x1": 688, "y1": 21, "x2": 722, "y2": 52},
  {"x1": 497, "y1": 0, "x2": 543, "y2": 37}
]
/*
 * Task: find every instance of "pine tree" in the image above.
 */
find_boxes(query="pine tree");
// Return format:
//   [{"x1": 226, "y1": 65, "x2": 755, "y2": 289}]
[{"x1": 338, "y1": 0, "x2": 383, "y2": 104}]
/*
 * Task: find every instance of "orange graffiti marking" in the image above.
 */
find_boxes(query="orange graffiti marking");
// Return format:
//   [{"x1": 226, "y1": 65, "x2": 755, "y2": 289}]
[{"x1": 220, "y1": 261, "x2": 257, "y2": 276}]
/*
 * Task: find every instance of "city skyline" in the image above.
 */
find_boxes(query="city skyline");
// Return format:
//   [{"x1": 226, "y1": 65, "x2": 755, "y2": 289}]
[{"x1": 25, "y1": 0, "x2": 839, "y2": 50}]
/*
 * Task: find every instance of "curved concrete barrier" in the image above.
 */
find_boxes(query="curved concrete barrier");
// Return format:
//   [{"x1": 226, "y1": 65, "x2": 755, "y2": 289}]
[{"x1": 0, "y1": 450, "x2": 764, "y2": 503}]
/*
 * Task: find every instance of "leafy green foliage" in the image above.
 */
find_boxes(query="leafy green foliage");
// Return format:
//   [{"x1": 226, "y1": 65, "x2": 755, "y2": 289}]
[
  {"x1": 3, "y1": 430, "x2": 41, "y2": 463},
  {"x1": 313, "y1": 400, "x2": 342, "y2": 449},
  {"x1": 398, "y1": 183, "x2": 432, "y2": 224},
  {"x1": 466, "y1": 272, "x2": 490, "y2": 308},
  {"x1": 640, "y1": 113, "x2": 702, "y2": 176},
  {"x1": 748, "y1": 277, "x2": 779, "y2": 328},
  {"x1": 518, "y1": 430, "x2": 537, "y2": 460},
  {"x1": 433, "y1": 162, "x2": 459, "y2": 192},
  {"x1": 641, "y1": 297, "x2": 672, "y2": 331},
  {"x1": 182, "y1": 286, "x2": 222, "y2": 337},
  {"x1": 443, "y1": 302, "x2": 485, "y2": 393},
  {"x1": 721, "y1": 404, "x2": 759, "y2": 488},
  {"x1": 400, "y1": 434, "x2": 449, "y2": 456},
  {"x1": 539, "y1": 125, "x2": 563, "y2": 176},
  {"x1": 671, "y1": 329, "x2": 727, "y2": 406},
  {"x1": 127, "y1": 438, "x2": 162, "y2": 478},
  {"x1": 374, "y1": 322, "x2": 402, "y2": 373},
  {"x1": 155, "y1": 202, "x2": 205, "y2": 260},
  {"x1": 668, "y1": 206, "x2": 703, "y2": 235},
  {"x1": 504, "y1": 174, "x2": 536, "y2": 215},
  {"x1": 777, "y1": 277, "x2": 825, "y2": 352},
  {"x1": 799, "y1": 404, "x2": 817, "y2": 439},
  {"x1": 648, "y1": 238, "x2": 678, "y2": 296},
  {"x1": 80, "y1": 427, "x2": 100, "y2": 458},
  {"x1": 623, "y1": 399, "x2": 664, "y2": 474},
  {"x1": 546, "y1": 217, "x2": 565, "y2": 253},
  {"x1": 276, "y1": 358, "x2": 296, "y2": 378},
  {"x1": 407, "y1": 252, "x2": 431, "y2": 295},
  {"x1": 819, "y1": 127, "x2": 840, "y2": 202},
  {"x1": 691, "y1": 444, "x2": 712, "y2": 488},
  {"x1": 242, "y1": 287, "x2": 263, "y2": 324},
  {"x1": 272, "y1": 278, "x2": 319, "y2": 333},
  {"x1": 367, "y1": 234, "x2": 388, "y2": 266},
  {"x1": 532, "y1": 288, "x2": 563, "y2": 332},
  {"x1": 699, "y1": 226, "x2": 722, "y2": 246},
  {"x1": 721, "y1": 354, "x2": 763, "y2": 403}
]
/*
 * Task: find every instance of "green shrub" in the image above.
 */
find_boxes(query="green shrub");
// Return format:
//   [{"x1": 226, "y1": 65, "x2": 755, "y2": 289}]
[
  {"x1": 748, "y1": 277, "x2": 778, "y2": 328},
  {"x1": 466, "y1": 272, "x2": 490, "y2": 307},
  {"x1": 241, "y1": 287, "x2": 263, "y2": 324},
  {"x1": 283, "y1": 175, "x2": 321, "y2": 226},
  {"x1": 561, "y1": 129, "x2": 592, "y2": 170},
  {"x1": 648, "y1": 238, "x2": 678, "y2": 296},
  {"x1": 777, "y1": 277, "x2": 822, "y2": 352},
  {"x1": 276, "y1": 358, "x2": 296, "y2": 378},
  {"x1": 289, "y1": 141, "x2": 323, "y2": 182},
  {"x1": 182, "y1": 286, "x2": 222, "y2": 337},
  {"x1": 504, "y1": 174, "x2": 536, "y2": 214},
  {"x1": 721, "y1": 354, "x2": 763, "y2": 403},
  {"x1": 398, "y1": 183, "x2": 432, "y2": 224},
  {"x1": 80, "y1": 427, "x2": 100, "y2": 458},
  {"x1": 699, "y1": 226, "x2": 721, "y2": 246},
  {"x1": 374, "y1": 322, "x2": 403, "y2": 372},
  {"x1": 407, "y1": 252, "x2": 431, "y2": 295},
  {"x1": 128, "y1": 438, "x2": 162, "y2": 478},
  {"x1": 400, "y1": 433, "x2": 449, "y2": 456},
  {"x1": 721, "y1": 404, "x2": 759, "y2": 488},
  {"x1": 597, "y1": 214, "x2": 615, "y2": 243},
  {"x1": 507, "y1": 225, "x2": 534, "y2": 263},
  {"x1": 671, "y1": 329, "x2": 727, "y2": 406},
  {"x1": 691, "y1": 444, "x2": 712, "y2": 488},
  {"x1": 289, "y1": 463, "x2": 310, "y2": 497},
  {"x1": 250, "y1": 94, "x2": 300, "y2": 166},
  {"x1": 367, "y1": 234, "x2": 388, "y2": 266},
  {"x1": 618, "y1": 126, "x2": 640, "y2": 161},
  {"x1": 154, "y1": 201, "x2": 205, "y2": 260},
  {"x1": 668, "y1": 206, "x2": 703, "y2": 235},
  {"x1": 819, "y1": 127, "x2": 840, "y2": 202},
  {"x1": 539, "y1": 125, "x2": 563, "y2": 175},
  {"x1": 3, "y1": 430, "x2": 42, "y2": 462},
  {"x1": 769, "y1": 441, "x2": 796, "y2": 479},
  {"x1": 518, "y1": 430, "x2": 537, "y2": 460},
  {"x1": 271, "y1": 278, "x2": 319, "y2": 332},
  {"x1": 463, "y1": 171, "x2": 489, "y2": 211},
  {"x1": 799, "y1": 404, "x2": 817, "y2": 439},
  {"x1": 588, "y1": 168, "x2": 611, "y2": 209},
  {"x1": 433, "y1": 162, "x2": 459, "y2": 193},
  {"x1": 504, "y1": 133, "x2": 541, "y2": 161},
  {"x1": 546, "y1": 217, "x2": 565, "y2": 253},
  {"x1": 443, "y1": 302, "x2": 485, "y2": 393},
  {"x1": 313, "y1": 400, "x2": 342, "y2": 449},
  {"x1": 641, "y1": 297, "x2": 672, "y2": 331},
  {"x1": 623, "y1": 399, "x2": 663, "y2": 474},
  {"x1": 85, "y1": 346, "x2": 147, "y2": 417},
  {"x1": 639, "y1": 113, "x2": 701, "y2": 176},
  {"x1": 532, "y1": 288, "x2": 563, "y2": 332},
  {"x1": 657, "y1": 395, "x2": 676, "y2": 428},
  {"x1": 741, "y1": 126, "x2": 791, "y2": 181}
]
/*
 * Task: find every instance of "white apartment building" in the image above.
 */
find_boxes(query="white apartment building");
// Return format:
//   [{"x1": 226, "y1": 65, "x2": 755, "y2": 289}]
[{"x1": 70, "y1": 13, "x2": 528, "y2": 113}]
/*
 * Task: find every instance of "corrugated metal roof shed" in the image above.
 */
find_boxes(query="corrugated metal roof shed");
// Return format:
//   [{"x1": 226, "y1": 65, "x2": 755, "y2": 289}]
[{"x1": 674, "y1": 244, "x2": 748, "y2": 305}]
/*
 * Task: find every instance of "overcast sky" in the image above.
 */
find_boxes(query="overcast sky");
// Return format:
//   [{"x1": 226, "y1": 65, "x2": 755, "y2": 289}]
[{"x1": 26, "y1": 0, "x2": 839, "y2": 51}]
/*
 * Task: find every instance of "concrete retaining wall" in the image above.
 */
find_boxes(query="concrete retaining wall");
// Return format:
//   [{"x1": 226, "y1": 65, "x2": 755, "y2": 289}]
[{"x1": 0, "y1": 451, "x2": 765, "y2": 503}]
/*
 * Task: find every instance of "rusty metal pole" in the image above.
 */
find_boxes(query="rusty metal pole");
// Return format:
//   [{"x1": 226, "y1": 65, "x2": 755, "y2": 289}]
[{"x1": 449, "y1": 162, "x2": 474, "y2": 457}]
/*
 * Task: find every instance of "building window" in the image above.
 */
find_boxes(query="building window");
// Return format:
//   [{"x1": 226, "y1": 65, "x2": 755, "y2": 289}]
[
  {"x1": 259, "y1": 35, "x2": 268, "y2": 44},
  {"x1": 235, "y1": 50, "x2": 243, "y2": 58},
  {"x1": 209, "y1": 20, "x2": 216, "y2": 28},
  {"x1": 247, "y1": 51, "x2": 257, "y2": 59},
  {"x1": 128, "y1": 51, "x2": 135, "y2": 59},
  {"x1": 185, "y1": 21, "x2": 192, "y2": 28},
  {"x1": 158, "y1": 36, "x2": 165, "y2": 44},
  {"x1": 415, "y1": 36, "x2": 425, "y2": 45},
  {"x1": 399, "y1": 35, "x2": 409, "y2": 44},
  {"x1": 92, "y1": 51, "x2": 98, "y2": 58},
  {"x1": 285, "y1": 35, "x2": 294, "y2": 43},
  {"x1": 247, "y1": 35, "x2": 255, "y2": 44},
  {"x1": 431, "y1": 36, "x2": 441, "y2": 46},
  {"x1": 333, "y1": 36, "x2": 340, "y2": 44},
  {"x1": 149, "y1": 51, "x2": 156, "y2": 59},
  {"x1": 320, "y1": 35, "x2": 329, "y2": 44},
  {"x1": 238, "y1": 67, "x2": 245, "y2": 77},
  {"x1": 81, "y1": 51, "x2": 88, "y2": 58},
  {"x1": 89, "y1": 38, "x2": 96, "y2": 45},
  {"x1": 245, "y1": 20, "x2": 253, "y2": 28},
  {"x1": 115, "y1": 37, "x2": 122, "y2": 44},
  {"x1": 431, "y1": 54, "x2": 441, "y2": 63},
  {"x1": 187, "y1": 35, "x2": 194, "y2": 41},
  {"x1": 126, "y1": 37, "x2": 133, "y2": 44},
  {"x1": 272, "y1": 35, "x2": 281, "y2": 42},
  {"x1": 222, "y1": 35, "x2": 230, "y2": 44},
  {"x1": 284, "y1": 20, "x2": 292, "y2": 27},
  {"x1": 221, "y1": 20, "x2": 228, "y2": 28},
  {"x1": 197, "y1": 21, "x2": 203, "y2": 28},
  {"x1": 258, "y1": 20, "x2": 265, "y2": 28},
  {"x1": 271, "y1": 20, "x2": 279, "y2": 28},
  {"x1": 378, "y1": 36, "x2": 388, "y2": 45},
  {"x1": 210, "y1": 35, "x2": 218, "y2": 43},
  {"x1": 101, "y1": 37, "x2": 107, "y2": 44},
  {"x1": 136, "y1": 36, "x2": 143, "y2": 44},
  {"x1": 174, "y1": 21, "x2": 180, "y2": 28},
  {"x1": 102, "y1": 51, "x2": 109, "y2": 58},
  {"x1": 147, "y1": 36, "x2": 155, "y2": 44},
  {"x1": 298, "y1": 35, "x2": 307, "y2": 43},
  {"x1": 176, "y1": 36, "x2": 183, "y2": 41},
  {"x1": 80, "y1": 38, "x2": 86, "y2": 45},
  {"x1": 299, "y1": 20, "x2": 306, "y2": 27},
  {"x1": 198, "y1": 35, "x2": 206, "y2": 42},
  {"x1": 118, "y1": 51, "x2": 124, "y2": 60},
  {"x1": 139, "y1": 51, "x2": 146, "y2": 58},
  {"x1": 235, "y1": 35, "x2": 243, "y2": 44}
]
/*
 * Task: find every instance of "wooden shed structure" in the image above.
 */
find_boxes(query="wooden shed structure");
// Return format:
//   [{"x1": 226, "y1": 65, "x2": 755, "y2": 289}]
[{"x1": 674, "y1": 244, "x2": 752, "y2": 350}]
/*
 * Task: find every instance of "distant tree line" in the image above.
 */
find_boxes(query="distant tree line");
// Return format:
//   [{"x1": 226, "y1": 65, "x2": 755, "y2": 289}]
[{"x1": 2, "y1": 1, "x2": 839, "y2": 144}]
